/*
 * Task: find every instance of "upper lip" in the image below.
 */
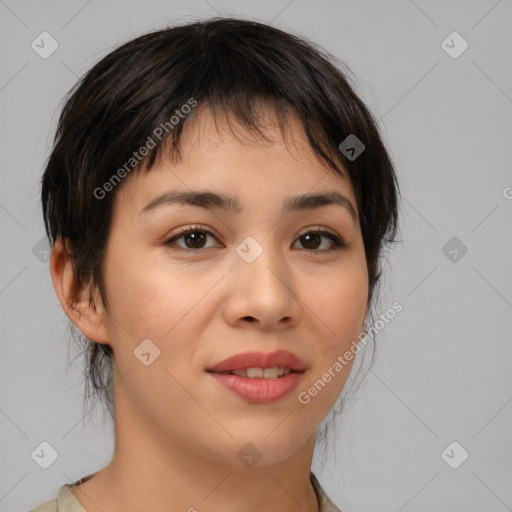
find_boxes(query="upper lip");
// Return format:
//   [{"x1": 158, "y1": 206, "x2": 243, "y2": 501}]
[{"x1": 206, "y1": 350, "x2": 307, "y2": 373}]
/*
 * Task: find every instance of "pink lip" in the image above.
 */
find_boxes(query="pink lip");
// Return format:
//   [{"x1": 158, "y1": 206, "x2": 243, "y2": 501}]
[
  {"x1": 206, "y1": 350, "x2": 307, "y2": 373},
  {"x1": 205, "y1": 350, "x2": 307, "y2": 403},
  {"x1": 208, "y1": 372, "x2": 304, "y2": 403}
]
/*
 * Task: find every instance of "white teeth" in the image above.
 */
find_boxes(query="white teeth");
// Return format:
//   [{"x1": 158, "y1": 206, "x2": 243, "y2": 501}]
[
  {"x1": 263, "y1": 367, "x2": 279, "y2": 379},
  {"x1": 277, "y1": 366, "x2": 286, "y2": 376},
  {"x1": 231, "y1": 366, "x2": 292, "y2": 379},
  {"x1": 247, "y1": 367, "x2": 263, "y2": 378}
]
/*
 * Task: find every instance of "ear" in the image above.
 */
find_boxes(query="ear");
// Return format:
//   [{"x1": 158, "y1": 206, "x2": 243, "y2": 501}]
[{"x1": 50, "y1": 237, "x2": 110, "y2": 344}]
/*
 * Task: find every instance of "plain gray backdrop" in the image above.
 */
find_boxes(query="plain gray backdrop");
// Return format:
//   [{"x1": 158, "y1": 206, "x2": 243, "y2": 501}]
[{"x1": 1, "y1": 1, "x2": 511, "y2": 511}]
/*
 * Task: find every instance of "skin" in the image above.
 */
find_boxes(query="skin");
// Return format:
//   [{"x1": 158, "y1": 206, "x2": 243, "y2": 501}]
[{"x1": 50, "y1": 106, "x2": 369, "y2": 512}]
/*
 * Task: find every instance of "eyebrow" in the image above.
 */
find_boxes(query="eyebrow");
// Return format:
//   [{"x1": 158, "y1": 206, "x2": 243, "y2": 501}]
[{"x1": 140, "y1": 189, "x2": 357, "y2": 220}]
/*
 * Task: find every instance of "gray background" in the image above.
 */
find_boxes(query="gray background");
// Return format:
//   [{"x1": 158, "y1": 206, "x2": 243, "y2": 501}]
[{"x1": 1, "y1": 0, "x2": 511, "y2": 511}]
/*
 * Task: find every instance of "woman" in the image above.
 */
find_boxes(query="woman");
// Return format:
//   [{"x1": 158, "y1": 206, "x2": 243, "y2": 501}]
[{"x1": 31, "y1": 17, "x2": 400, "y2": 511}]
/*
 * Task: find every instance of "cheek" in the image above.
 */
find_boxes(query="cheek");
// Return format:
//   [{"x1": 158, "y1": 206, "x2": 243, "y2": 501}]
[
  {"x1": 296, "y1": 270, "x2": 367, "y2": 417},
  {"x1": 103, "y1": 249, "x2": 205, "y2": 343},
  {"x1": 313, "y1": 264, "x2": 368, "y2": 345},
  {"x1": 102, "y1": 256, "x2": 205, "y2": 393}
]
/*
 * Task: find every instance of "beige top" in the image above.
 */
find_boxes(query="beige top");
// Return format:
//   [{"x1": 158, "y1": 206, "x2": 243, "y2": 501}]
[{"x1": 29, "y1": 471, "x2": 341, "y2": 511}]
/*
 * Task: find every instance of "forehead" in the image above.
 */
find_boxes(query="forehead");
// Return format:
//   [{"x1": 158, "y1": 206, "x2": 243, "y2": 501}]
[
  {"x1": 116, "y1": 105, "x2": 356, "y2": 215},
  {"x1": 179, "y1": 105, "x2": 342, "y2": 172}
]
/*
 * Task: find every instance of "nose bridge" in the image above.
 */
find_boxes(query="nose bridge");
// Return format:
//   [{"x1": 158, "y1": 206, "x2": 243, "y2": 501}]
[
  {"x1": 227, "y1": 234, "x2": 299, "y2": 326},
  {"x1": 235, "y1": 234, "x2": 290, "y2": 295}
]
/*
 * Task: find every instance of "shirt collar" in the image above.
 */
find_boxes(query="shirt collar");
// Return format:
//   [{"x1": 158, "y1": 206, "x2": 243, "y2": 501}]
[
  {"x1": 310, "y1": 472, "x2": 342, "y2": 512},
  {"x1": 57, "y1": 471, "x2": 341, "y2": 511}
]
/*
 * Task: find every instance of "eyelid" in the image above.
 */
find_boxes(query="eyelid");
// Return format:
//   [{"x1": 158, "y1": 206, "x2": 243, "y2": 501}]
[
  {"x1": 296, "y1": 225, "x2": 339, "y2": 238},
  {"x1": 169, "y1": 224, "x2": 218, "y2": 238}
]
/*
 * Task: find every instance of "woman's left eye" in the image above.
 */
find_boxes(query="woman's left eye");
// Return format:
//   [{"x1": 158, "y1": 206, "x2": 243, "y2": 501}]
[
  {"x1": 292, "y1": 230, "x2": 346, "y2": 251},
  {"x1": 163, "y1": 227, "x2": 346, "y2": 252}
]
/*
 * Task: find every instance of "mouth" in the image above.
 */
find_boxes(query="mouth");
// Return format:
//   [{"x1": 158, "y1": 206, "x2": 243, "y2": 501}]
[
  {"x1": 205, "y1": 350, "x2": 307, "y2": 403},
  {"x1": 207, "y1": 366, "x2": 302, "y2": 379}
]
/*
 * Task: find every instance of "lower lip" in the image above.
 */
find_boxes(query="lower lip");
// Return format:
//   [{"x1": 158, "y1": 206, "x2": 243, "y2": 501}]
[{"x1": 207, "y1": 371, "x2": 304, "y2": 403}]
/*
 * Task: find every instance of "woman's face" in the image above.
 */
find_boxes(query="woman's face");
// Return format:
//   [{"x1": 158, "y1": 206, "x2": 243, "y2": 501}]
[{"x1": 98, "y1": 107, "x2": 369, "y2": 467}]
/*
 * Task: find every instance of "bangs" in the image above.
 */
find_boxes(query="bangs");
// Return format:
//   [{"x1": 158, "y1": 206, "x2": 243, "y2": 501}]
[{"x1": 139, "y1": 97, "x2": 346, "y2": 184}]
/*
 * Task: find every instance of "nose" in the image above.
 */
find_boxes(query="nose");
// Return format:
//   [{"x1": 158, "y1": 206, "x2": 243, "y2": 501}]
[{"x1": 222, "y1": 242, "x2": 301, "y2": 331}]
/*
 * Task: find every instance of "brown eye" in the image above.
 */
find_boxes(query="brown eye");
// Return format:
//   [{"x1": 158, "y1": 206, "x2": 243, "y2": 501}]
[
  {"x1": 300, "y1": 233, "x2": 322, "y2": 250},
  {"x1": 294, "y1": 230, "x2": 346, "y2": 251},
  {"x1": 163, "y1": 227, "x2": 220, "y2": 251},
  {"x1": 181, "y1": 231, "x2": 208, "y2": 249}
]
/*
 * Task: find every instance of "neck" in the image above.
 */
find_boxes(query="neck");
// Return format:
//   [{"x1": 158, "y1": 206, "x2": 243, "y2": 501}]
[{"x1": 71, "y1": 376, "x2": 320, "y2": 512}]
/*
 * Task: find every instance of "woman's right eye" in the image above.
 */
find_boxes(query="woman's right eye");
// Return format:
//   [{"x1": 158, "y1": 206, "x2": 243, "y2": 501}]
[{"x1": 163, "y1": 227, "x2": 221, "y2": 251}]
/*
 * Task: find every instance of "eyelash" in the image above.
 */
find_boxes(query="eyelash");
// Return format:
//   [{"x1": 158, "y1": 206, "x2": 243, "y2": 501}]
[{"x1": 163, "y1": 224, "x2": 347, "y2": 253}]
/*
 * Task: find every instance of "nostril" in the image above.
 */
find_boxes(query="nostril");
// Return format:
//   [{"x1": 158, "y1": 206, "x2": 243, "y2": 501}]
[{"x1": 242, "y1": 316, "x2": 256, "y2": 322}]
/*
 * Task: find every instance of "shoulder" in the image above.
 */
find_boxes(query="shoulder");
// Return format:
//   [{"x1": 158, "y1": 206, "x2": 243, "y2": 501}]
[
  {"x1": 29, "y1": 483, "x2": 86, "y2": 512},
  {"x1": 28, "y1": 497, "x2": 58, "y2": 512}
]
